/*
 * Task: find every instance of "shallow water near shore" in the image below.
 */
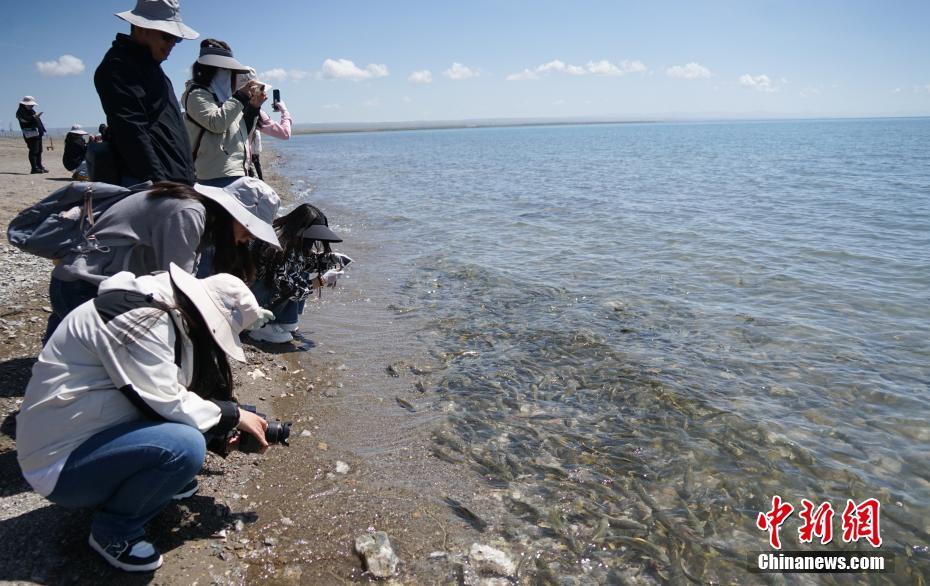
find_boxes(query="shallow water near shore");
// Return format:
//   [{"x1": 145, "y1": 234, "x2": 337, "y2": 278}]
[{"x1": 275, "y1": 118, "x2": 930, "y2": 583}]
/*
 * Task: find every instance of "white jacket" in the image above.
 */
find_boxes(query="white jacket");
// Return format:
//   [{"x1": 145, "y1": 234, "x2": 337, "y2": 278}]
[{"x1": 16, "y1": 271, "x2": 238, "y2": 495}]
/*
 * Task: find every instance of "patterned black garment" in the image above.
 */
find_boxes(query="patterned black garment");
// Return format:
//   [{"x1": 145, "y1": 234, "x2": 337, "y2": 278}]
[{"x1": 255, "y1": 243, "x2": 341, "y2": 308}]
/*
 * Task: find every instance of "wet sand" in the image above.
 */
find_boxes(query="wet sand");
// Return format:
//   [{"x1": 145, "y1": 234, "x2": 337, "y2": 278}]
[{"x1": 0, "y1": 137, "x2": 505, "y2": 584}]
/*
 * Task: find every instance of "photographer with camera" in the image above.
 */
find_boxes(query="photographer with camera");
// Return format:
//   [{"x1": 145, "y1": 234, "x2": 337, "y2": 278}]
[
  {"x1": 15, "y1": 96, "x2": 47, "y2": 173},
  {"x1": 248, "y1": 204, "x2": 350, "y2": 344},
  {"x1": 182, "y1": 39, "x2": 265, "y2": 187},
  {"x1": 237, "y1": 68, "x2": 293, "y2": 181},
  {"x1": 17, "y1": 264, "x2": 278, "y2": 572}
]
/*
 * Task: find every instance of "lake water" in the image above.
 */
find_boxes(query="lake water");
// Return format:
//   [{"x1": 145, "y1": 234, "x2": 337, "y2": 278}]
[{"x1": 274, "y1": 119, "x2": 930, "y2": 583}]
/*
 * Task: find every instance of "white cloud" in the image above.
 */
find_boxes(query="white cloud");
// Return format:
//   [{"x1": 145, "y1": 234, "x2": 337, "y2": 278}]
[
  {"x1": 408, "y1": 70, "x2": 433, "y2": 84},
  {"x1": 322, "y1": 58, "x2": 389, "y2": 81},
  {"x1": 322, "y1": 103, "x2": 341, "y2": 110},
  {"x1": 892, "y1": 88, "x2": 902, "y2": 94},
  {"x1": 506, "y1": 68, "x2": 538, "y2": 81},
  {"x1": 666, "y1": 62, "x2": 711, "y2": 79},
  {"x1": 363, "y1": 98, "x2": 381, "y2": 108},
  {"x1": 739, "y1": 73, "x2": 778, "y2": 92},
  {"x1": 36, "y1": 54, "x2": 84, "y2": 76},
  {"x1": 586, "y1": 59, "x2": 646, "y2": 77},
  {"x1": 443, "y1": 62, "x2": 478, "y2": 80},
  {"x1": 505, "y1": 59, "x2": 620, "y2": 81},
  {"x1": 261, "y1": 68, "x2": 308, "y2": 82}
]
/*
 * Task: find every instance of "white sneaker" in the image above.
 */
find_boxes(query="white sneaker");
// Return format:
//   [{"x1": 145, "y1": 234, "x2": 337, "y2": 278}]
[
  {"x1": 248, "y1": 323, "x2": 293, "y2": 344},
  {"x1": 279, "y1": 322, "x2": 299, "y2": 333}
]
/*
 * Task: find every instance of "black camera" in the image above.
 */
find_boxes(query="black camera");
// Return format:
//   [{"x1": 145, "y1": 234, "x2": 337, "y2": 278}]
[{"x1": 237, "y1": 404, "x2": 291, "y2": 453}]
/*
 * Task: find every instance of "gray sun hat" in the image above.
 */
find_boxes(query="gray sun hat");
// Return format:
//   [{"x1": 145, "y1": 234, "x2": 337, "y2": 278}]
[
  {"x1": 197, "y1": 42, "x2": 249, "y2": 72},
  {"x1": 193, "y1": 177, "x2": 281, "y2": 248},
  {"x1": 68, "y1": 124, "x2": 88, "y2": 135},
  {"x1": 19, "y1": 96, "x2": 37, "y2": 107},
  {"x1": 115, "y1": 0, "x2": 199, "y2": 40},
  {"x1": 168, "y1": 263, "x2": 261, "y2": 362}
]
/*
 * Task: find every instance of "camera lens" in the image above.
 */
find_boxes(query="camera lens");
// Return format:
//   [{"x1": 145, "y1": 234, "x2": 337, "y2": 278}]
[{"x1": 266, "y1": 421, "x2": 291, "y2": 446}]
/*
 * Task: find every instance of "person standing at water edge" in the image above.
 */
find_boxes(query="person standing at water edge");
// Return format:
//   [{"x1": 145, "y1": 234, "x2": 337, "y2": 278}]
[
  {"x1": 15, "y1": 96, "x2": 47, "y2": 174},
  {"x1": 94, "y1": 0, "x2": 199, "y2": 186}
]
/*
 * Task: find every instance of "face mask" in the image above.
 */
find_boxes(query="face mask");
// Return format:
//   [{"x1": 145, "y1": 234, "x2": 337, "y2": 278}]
[{"x1": 210, "y1": 69, "x2": 233, "y2": 103}]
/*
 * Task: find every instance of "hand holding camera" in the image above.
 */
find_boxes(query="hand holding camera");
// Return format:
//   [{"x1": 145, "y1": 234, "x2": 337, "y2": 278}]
[{"x1": 233, "y1": 407, "x2": 269, "y2": 453}]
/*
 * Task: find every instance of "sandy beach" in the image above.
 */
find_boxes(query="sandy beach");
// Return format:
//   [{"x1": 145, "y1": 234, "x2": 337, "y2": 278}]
[{"x1": 0, "y1": 137, "x2": 506, "y2": 585}]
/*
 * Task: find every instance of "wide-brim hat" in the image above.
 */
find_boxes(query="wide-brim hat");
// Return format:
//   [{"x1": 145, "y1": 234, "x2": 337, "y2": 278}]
[
  {"x1": 194, "y1": 178, "x2": 280, "y2": 248},
  {"x1": 197, "y1": 44, "x2": 249, "y2": 72},
  {"x1": 116, "y1": 0, "x2": 199, "y2": 40},
  {"x1": 20, "y1": 96, "x2": 37, "y2": 106},
  {"x1": 69, "y1": 124, "x2": 88, "y2": 135},
  {"x1": 169, "y1": 263, "x2": 259, "y2": 362}
]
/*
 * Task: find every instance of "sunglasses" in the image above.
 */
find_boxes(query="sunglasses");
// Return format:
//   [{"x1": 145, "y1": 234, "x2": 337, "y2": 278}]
[{"x1": 160, "y1": 32, "x2": 182, "y2": 44}]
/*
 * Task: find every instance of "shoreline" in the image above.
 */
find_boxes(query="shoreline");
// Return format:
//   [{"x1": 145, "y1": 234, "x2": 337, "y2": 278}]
[{"x1": 0, "y1": 138, "x2": 490, "y2": 584}]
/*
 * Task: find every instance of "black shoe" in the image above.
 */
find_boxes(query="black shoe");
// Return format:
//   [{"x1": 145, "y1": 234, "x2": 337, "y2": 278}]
[
  {"x1": 40, "y1": 168, "x2": 49, "y2": 173},
  {"x1": 30, "y1": 169, "x2": 43, "y2": 174},
  {"x1": 88, "y1": 533, "x2": 163, "y2": 572},
  {"x1": 172, "y1": 478, "x2": 199, "y2": 500}
]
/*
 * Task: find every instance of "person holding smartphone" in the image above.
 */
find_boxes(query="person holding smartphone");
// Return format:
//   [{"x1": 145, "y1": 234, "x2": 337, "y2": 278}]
[
  {"x1": 182, "y1": 39, "x2": 265, "y2": 187},
  {"x1": 237, "y1": 68, "x2": 293, "y2": 181},
  {"x1": 15, "y1": 96, "x2": 47, "y2": 173}
]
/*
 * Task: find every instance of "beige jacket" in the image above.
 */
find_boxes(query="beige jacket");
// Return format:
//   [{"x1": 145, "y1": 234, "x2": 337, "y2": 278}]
[{"x1": 182, "y1": 84, "x2": 251, "y2": 181}]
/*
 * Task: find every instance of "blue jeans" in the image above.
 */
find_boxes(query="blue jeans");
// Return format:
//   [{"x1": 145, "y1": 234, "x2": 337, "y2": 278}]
[
  {"x1": 44, "y1": 277, "x2": 99, "y2": 342},
  {"x1": 47, "y1": 420, "x2": 206, "y2": 542},
  {"x1": 250, "y1": 280, "x2": 304, "y2": 325}
]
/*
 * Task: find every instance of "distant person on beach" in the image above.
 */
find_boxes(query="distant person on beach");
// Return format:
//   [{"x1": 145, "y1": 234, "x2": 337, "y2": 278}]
[
  {"x1": 248, "y1": 204, "x2": 349, "y2": 344},
  {"x1": 237, "y1": 68, "x2": 293, "y2": 181},
  {"x1": 17, "y1": 265, "x2": 273, "y2": 572},
  {"x1": 182, "y1": 39, "x2": 266, "y2": 187},
  {"x1": 94, "y1": 0, "x2": 199, "y2": 186},
  {"x1": 15, "y1": 96, "x2": 47, "y2": 174},
  {"x1": 62, "y1": 124, "x2": 90, "y2": 180},
  {"x1": 94, "y1": 123, "x2": 109, "y2": 143},
  {"x1": 44, "y1": 179, "x2": 280, "y2": 340}
]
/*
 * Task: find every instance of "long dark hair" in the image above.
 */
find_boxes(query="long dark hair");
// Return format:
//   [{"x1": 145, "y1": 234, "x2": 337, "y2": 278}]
[
  {"x1": 172, "y1": 284, "x2": 233, "y2": 400},
  {"x1": 147, "y1": 182, "x2": 256, "y2": 283},
  {"x1": 255, "y1": 204, "x2": 332, "y2": 286}
]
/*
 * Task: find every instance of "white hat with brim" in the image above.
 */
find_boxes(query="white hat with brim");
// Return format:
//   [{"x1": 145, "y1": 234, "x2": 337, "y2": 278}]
[
  {"x1": 193, "y1": 179, "x2": 281, "y2": 248},
  {"x1": 20, "y1": 96, "x2": 37, "y2": 106},
  {"x1": 169, "y1": 263, "x2": 261, "y2": 362},
  {"x1": 69, "y1": 124, "x2": 88, "y2": 135},
  {"x1": 116, "y1": 0, "x2": 199, "y2": 40}
]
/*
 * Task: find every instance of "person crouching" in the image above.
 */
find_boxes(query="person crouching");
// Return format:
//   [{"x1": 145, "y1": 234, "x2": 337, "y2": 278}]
[{"x1": 16, "y1": 264, "x2": 275, "y2": 572}]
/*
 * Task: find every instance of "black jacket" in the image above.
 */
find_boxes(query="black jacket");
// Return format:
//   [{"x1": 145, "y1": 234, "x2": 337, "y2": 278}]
[
  {"x1": 94, "y1": 34, "x2": 195, "y2": 185},
  {"x1": 62, "y1": 132, "x2": 87, "y2": 171},
  {"x1": 15, "y1": 104, "x2": 46, "y2": 135}
]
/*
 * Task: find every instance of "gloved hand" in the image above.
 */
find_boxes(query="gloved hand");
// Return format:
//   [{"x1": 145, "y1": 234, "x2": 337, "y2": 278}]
[
  {"x1": 273, "y1": 100, "x2": 287, "y2": 113},
  {"x1": 321, "y1": 268, "x2": 344, "y2": 288},
  {"x1": 246, "y1": 308, "x2": 276, "y2": 330},
  {"x1": 333, "y1": 253, "x2": 353, "y2": 268}
]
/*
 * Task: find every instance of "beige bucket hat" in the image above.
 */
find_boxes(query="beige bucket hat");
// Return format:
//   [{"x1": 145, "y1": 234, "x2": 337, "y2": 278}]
[
  {"x1": 193, "y1": 177, "x2": 281, "y2": 248},
  {"x1": 168, "y1": 263, "x2": 260, "y2": 362},
  {"x1": 116, "y1": 0, "x2": 199, "y2": 40}
]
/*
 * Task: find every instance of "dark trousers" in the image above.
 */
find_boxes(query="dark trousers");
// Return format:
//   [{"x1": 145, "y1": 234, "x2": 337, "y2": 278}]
[
  {"x1": 44, "y1": 277, "x2": 99, "y2": 343},
  {"x1": 25, "y1": 136, "x2": 43, "y2": 171},
  {"x1": 251, "y1": 154, "x2": 263, "y2": 180}
]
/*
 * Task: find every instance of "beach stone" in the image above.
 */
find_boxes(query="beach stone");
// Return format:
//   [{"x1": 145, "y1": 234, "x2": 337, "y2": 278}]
[
  {"x1": 300, "y1": 429, "x2": 313, "y2": 437},
  {"x1": 336, "y1": 461, "x2": 350, "y2": 474},
  {"x1": 355, "y1": 531, "x2": 400, "y2": 578},
  {"x1": 469, "y1": 543, "x2": 516, "y2": 577}
]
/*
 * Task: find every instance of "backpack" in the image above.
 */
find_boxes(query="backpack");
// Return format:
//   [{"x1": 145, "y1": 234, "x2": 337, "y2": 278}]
[{"x1": 6, "y1": 181, "x2": 135, "y2": 259}]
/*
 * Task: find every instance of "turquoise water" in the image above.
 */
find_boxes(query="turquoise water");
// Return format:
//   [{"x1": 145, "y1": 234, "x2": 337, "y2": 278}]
[{"x1": 276, "y1": 119, "x2": 930, "y2": 582}]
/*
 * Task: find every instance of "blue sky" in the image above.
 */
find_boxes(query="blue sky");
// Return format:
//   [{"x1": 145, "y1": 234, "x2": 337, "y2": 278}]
[{"x1": 3, "y1": 0, "x2": 929, "y2": 129}]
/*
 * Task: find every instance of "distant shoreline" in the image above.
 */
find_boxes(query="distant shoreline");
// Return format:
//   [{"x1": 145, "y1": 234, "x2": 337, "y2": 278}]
[{"x1": 290, "y1": 114, "x2": 930, "y2": 136}]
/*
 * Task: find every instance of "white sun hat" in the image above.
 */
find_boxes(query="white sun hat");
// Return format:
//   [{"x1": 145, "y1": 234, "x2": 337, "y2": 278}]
[
  {"x1": 168, "y1": 263, "x2": 260, "y2": 362},
  {"x1": 115, "y1": 0, "x2": 199, "y2": 40},
  {"x1": 194, "y1": 177, "x2": 281, "y2": 248},
  {"x1": 69, "y1": 124, "x2": 88, "y2": 135},
  {"x1": 20, "y1": 96, "x2": 37, "y2": 106}
]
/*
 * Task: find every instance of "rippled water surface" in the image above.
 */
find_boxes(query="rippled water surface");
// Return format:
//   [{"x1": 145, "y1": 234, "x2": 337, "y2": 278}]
[{"x1": 276, "y1": 119, "x2": 930, "y2": 583}]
